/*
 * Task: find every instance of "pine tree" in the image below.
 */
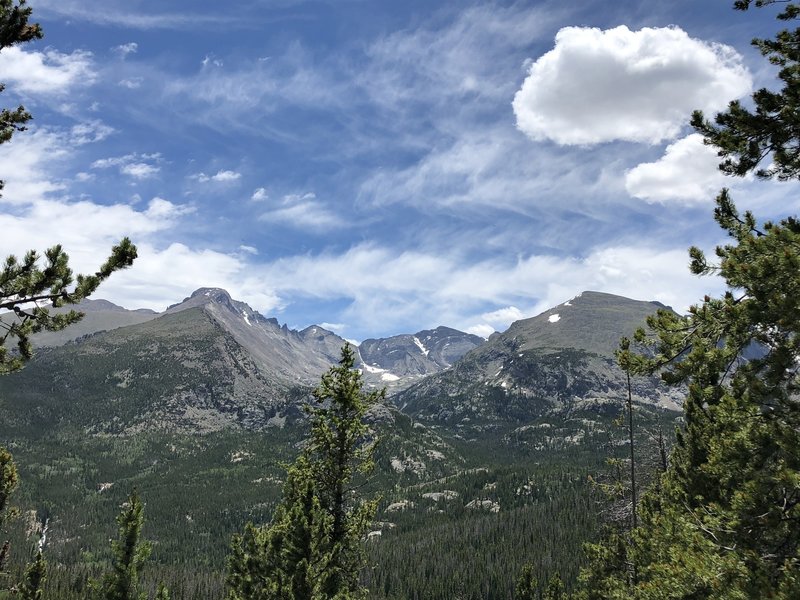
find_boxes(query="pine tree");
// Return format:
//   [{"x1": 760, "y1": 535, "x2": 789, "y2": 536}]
[
  {"x1": 576, "y1": 2, "x2": 800, "y2": 598},
  {"x1": 514, "y1": 565, "x2": 537, "y2": 600},
  {"x1": 154, "y1": 583, "x2": 170, "y2": 600},
  {"x1": 91, "y1": 490, "x2": 169, "y2": 600},
  {"x1": 0, "y1": 0, "x2": 41, "y2": 149},
  {"x1": 543, "y1": 574, "x2": 565, "y2": 600},
  {"x1": 227, "y1": 344, "x2": 382, "y2": 600},
  {"x1": 19, "y1": 550, "x2": 46, "y2": 600}
]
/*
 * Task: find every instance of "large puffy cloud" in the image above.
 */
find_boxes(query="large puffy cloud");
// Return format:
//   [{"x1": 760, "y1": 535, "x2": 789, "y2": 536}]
[
  {"x1": 625, "y1": 134, "x2": 727, "y2": 202},
  {"x1": 513, "y1": 26, "x2": 751, "y2": 145}
]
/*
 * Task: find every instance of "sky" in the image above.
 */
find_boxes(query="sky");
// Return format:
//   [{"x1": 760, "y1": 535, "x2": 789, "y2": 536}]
[{"x1": 0, "y1": 0, "x2": 797, "y2": 341}]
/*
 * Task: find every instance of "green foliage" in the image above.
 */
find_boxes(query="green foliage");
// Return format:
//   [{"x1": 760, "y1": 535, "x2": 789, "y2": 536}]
[
  {"x1": 155, "y1": 583, "x2": 170, "y2": 600},
  {"x1": 515, "y1": 567, "x2": 566, "y2": 600},
  {"x1": 0, "y1": 0, "x2": 41, "y2": 148},
  {"x1": 0, "y1": 448, "x2": 16, "y2": 528},
  {"x1": 91, "y1": 490, "x2": 152, "y2": 600},
  {"x1": 515, "y1": 565, "x2": 537, "y2": 600},
  {"x1": 18, "y1": 550, "x2": 45, "y2": 600},
  {"x1": 227, "y1": 344, "x2": 382, "y2": 599},
  {"x1": 578, "y1": 2, "x2": 800, "y2": 598},
  {"x1": 0, "y1": 237, "x2": 138, "y2": 373},
  {"x1": 692, "y1": 1, "x2": 800, "y2": 180},
  {"x1": 543, "y1": 573, "x2": 565, "y2": 600}
]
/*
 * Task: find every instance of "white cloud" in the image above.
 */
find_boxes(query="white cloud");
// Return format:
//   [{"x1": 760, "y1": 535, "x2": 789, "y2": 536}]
[
  {"x1": 211, "y1": 169, "x2": 240, "y2": 182},
  {"x1": 121, "y1": 163, "x2": 160, "y2": 179},
  {"x1": 75, "y1": 172, "x2": 95, "y2": 182},
  {"x1": 202, "y1": 55, "x2": 224, "y2": 68},
  {"x1": 0, "y1": 129, "x2": 68, "y2": 203},
  {"x1": 0, "y1": 47, "x2": 95, "y2": 95},
  {"x1": 625, "y1": 134, "x2": 727, "y2": 203},
  {"x1": 144, "y1": 197, "x2": 194, "y2": 219},
  {"x1": 480, "y1": 306, "x2": 528, "y2": 326},
  {"x1": 260, "y1": 192, "x2": 345, "y2": 230},
  {"x1": 92, "y1": 153, "x2": 161, "y2": 179},
  {"x1": 246, "y1": 242, "x2": 722, "y2": 336},
  {"x1": 251, "y1": 187, "x2": 268, "y2": 201},
  {"x1": 319, "y1": 322, "x2": 346, "y2": 333},
  {"x1": 70, "y1": 120, "x2": 115, "y2": 145},
  {"x1": 239, "y1": 245, "x2": 258, "y2": 255},
  {"x1": 119, "y1": 77, "x2": 143, "y2": 89},
  {"x1": 98, "y1": 242, "x2": 283, "y2": 314},
  {"x1": 191, "y1": 169, "x2": 241, "y2": 183},
  {"x1": 513, "y1": 25, "x2": 752, "y2": 145},
  {"x1": 466, "y1": 324, "x2": 496, "y2": 339},
  {"x1": 113, "y1": 42, "x2": 139, "y2": 57}
]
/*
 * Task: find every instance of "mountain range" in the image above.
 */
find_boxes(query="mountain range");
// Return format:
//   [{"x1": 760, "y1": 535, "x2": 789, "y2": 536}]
[
  {"x1": 0, "y1": 286, "x2": 685, "y2": 599},
  {"x1": 6, "y1": 288, "x2": 680, "y2": 430}
]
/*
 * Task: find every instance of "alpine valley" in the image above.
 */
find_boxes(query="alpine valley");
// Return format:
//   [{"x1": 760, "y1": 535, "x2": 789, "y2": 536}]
[{"x1": 0, "y1": 288, "x2": 682, "y2": 599}]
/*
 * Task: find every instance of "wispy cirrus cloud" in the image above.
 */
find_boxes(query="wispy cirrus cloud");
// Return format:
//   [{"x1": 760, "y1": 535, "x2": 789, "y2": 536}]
[
  {"x1": 32, "y1": 0, "x2": 246, "y2": 30},
  {"x1": 242, "y1": 241, "x2": 722, "y2": 336},
  {"x1": 259, "y1": 192, "x2": 346, "y2": 231}
]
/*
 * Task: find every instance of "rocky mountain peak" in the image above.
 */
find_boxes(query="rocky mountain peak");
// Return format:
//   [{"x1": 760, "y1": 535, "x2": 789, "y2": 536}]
[
  {"x1": 191, "y1": 287, "x2": 233, "y2": 301},
  {"x1": 167, "y1": 287, "x2": 239, "y2": 314}
]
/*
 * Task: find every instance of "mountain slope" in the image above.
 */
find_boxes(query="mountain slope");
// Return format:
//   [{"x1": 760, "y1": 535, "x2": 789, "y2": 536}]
[
  {"x1": 0, "y1": 306, "x2": 295, "y2": 434},
  {"x1": 167, "y1": 288, "x2": 344, "y2": 385},
  {"x1": 3, "y1": 298, "x2": 158, "y2": 348},
  {"x1": 394, "y1": 291, "x2": 683, "y2": 425}
]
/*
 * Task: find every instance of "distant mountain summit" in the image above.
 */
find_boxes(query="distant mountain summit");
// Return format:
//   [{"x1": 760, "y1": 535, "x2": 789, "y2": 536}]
[
  {"x1": 359, "y1": 326, "x2": 484, "y2": 388},
  {"x1": 16, "y1": 297, "x2": 158, "y2": 348},
  {"x1": 502, "y1": 291, "x2": 670, "y2": 357}
]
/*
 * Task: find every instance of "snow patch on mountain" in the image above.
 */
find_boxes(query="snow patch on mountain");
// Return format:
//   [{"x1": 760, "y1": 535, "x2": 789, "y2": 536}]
[
  {"x1": 362, "y1": 363, "x2": 401, "y2": 382},
  {"x1": 413, "y1": 336, "x2": 429, "y2": 356},
  {"x1": 548, "y1": 314, "x2": 561, "y2": 323}
]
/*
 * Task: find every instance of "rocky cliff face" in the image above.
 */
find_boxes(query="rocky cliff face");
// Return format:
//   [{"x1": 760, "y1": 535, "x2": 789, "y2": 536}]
[{"x1": 358, "y1": 326, "x2": 485, "y2": 390}]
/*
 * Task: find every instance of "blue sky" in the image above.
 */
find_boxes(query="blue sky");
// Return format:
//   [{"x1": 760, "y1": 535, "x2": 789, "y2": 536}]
[{"x1": 0, "y1": 0, "x2": 796, "y2": 341}]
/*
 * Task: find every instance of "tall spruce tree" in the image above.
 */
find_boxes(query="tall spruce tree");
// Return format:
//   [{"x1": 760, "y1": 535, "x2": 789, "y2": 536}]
[
  {"x1": 18, "y1": 550, "x2": 46, "y2": 600},
  {"x1": 577, "y1": 2, "x2": 800, "y2": 598},
  {"x1": 227, "y1": 343, "x2": 382, "y2": 600},
  {"x1": 90, "y1": 490, "x2": 170, "y2": 600}
]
